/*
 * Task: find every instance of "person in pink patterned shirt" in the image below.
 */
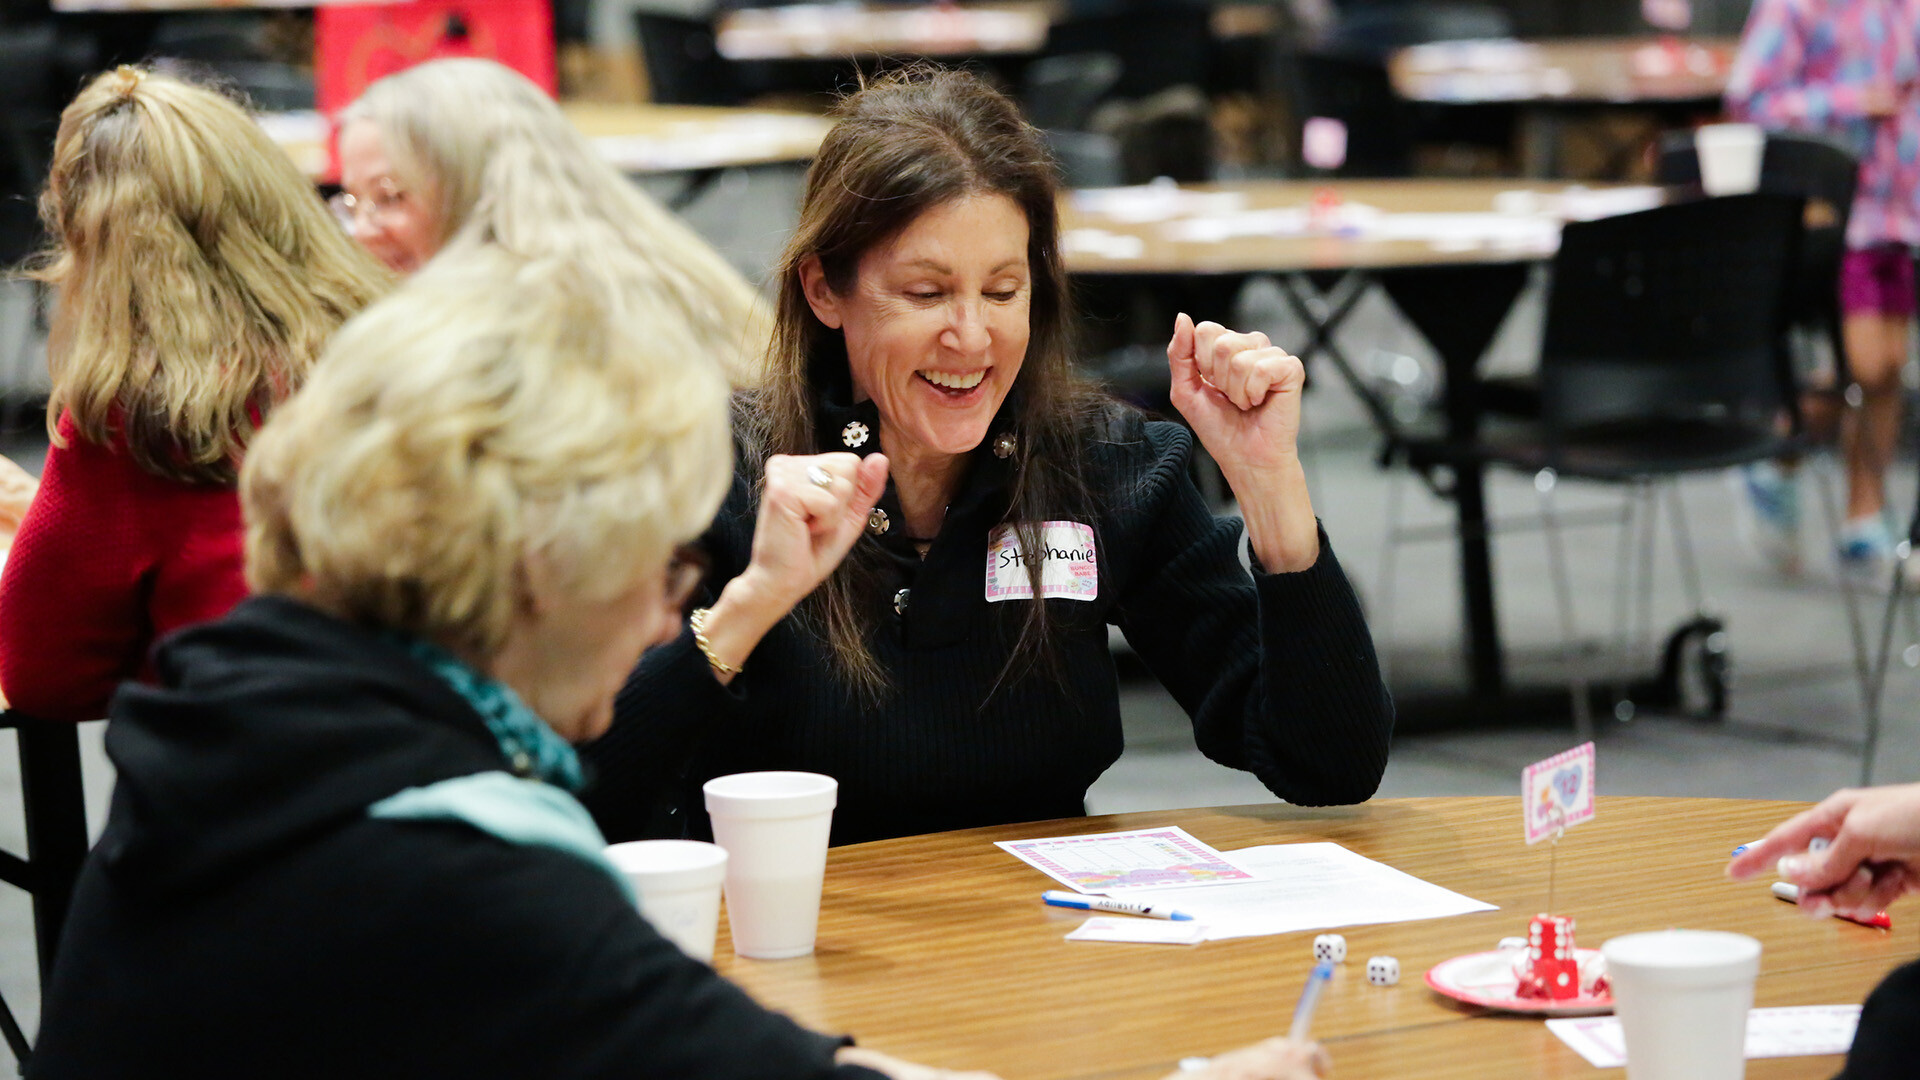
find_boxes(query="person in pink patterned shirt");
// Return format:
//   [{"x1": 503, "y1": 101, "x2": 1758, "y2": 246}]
[{"x1": 1726, "y1": 0, "x2": 1920, "y2": 575}]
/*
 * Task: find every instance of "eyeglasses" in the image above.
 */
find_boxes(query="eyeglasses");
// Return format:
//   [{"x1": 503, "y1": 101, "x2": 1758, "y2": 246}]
[
  {"x1": 664, "y1": 543, "x2": 711, "y2": 615},
  {"x1": 327, "y1": 177, "x2": 409, "y2": 231}
]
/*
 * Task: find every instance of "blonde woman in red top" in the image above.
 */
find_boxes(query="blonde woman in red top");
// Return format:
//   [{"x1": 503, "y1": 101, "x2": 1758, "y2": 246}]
[{"x1": 0, "y1": 66, "x2": 390, "y2": 721}]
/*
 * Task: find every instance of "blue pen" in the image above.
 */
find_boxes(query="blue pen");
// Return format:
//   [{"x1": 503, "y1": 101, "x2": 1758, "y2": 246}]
[
  {"x1": 1042, "y1": 890, "x2": 1195, "y2": 921},
  {"x1": 1290, "y1": 962, "x2": 1335, "y2": 1042}
]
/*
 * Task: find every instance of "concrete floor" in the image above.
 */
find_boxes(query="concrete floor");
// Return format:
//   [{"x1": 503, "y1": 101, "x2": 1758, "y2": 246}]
[{"x1": 0, "y1": 186, "x2": 1912, "y2": 1070}]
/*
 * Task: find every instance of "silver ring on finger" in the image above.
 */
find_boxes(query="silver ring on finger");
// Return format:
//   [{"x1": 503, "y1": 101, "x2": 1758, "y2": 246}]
[{"x1": 806, "y1": 463, "x2": 835, "y2": 490}]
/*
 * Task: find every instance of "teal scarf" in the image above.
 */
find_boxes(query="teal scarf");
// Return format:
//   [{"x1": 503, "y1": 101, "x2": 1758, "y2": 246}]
[{"x1": 365, "y1": 637, "x2": 634, "y2": 903}]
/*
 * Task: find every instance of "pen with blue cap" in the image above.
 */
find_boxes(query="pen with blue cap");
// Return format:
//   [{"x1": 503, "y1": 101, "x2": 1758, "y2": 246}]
[
  {"x1": 1290, "y1": 962, "x2": 1335, "y2": 1042},
  {"x1": 1042, "y1": 890, "x2": 1195, "y2": 921}
]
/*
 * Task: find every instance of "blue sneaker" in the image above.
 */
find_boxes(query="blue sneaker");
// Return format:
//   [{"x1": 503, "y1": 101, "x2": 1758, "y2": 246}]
[
  {"x1": 1738, "y1": 462, "x2": 1802, "y2": 575},
  {"x1": 1838, "y1": 516, "x2": 1895, "y2": 583}
]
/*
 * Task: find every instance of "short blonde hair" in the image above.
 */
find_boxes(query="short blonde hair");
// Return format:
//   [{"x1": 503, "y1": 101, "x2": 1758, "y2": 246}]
[
  {"x1": 32, "y1": 66, "x2": 391, "y2": 485},
  {"x1": 242, "y1": 248, "x2": 732, "y2": 662},
  {"x1": 342, "y1": 58, "x2": 768, "y2": 387}
]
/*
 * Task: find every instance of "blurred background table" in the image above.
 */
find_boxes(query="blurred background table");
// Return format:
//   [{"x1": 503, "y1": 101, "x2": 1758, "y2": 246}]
[
  {"x1": 1389, "y1": 36, "x2": 1738, "y2": 106},
  {"x1": 1387, "y1": 36, "x2": 1739, "y2": 178},
  {"x1": 714, "y1": 1, "x2": 1055, "y2": 61},
  {"x1": 263, "y1": 102, "x2": 831, "y2": 182},
  {"x1": 713, "y1": 797, "x2": 1917, "y2": 1080}
]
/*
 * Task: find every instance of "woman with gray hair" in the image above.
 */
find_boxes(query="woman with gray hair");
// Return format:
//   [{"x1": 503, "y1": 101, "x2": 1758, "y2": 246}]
[
  {"x1": 25, "y1": 247, "x2": 1329, "y2": 1080},
  {"x1": 332, "y1": 57, "x2": 767, "y2": 385}
]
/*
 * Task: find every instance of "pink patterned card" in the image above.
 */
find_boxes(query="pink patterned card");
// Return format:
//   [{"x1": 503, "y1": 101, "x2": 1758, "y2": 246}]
[
  {"x1": 996, "y1": 827, "x2": 1262, "y2": 894},
  {"x1": 1523, "y1": 742, "x2": 1596, "y2": 845}
]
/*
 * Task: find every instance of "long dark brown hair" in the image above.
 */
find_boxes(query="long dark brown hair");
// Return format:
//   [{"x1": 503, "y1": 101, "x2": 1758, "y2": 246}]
[{"x1": 740, "y1": 66, "x2": 1112, "y2": 697}]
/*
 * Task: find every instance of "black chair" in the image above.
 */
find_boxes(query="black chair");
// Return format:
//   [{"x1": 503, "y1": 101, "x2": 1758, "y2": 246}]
[
  {"x1": 0, "y1": 712, "x2": 90, "y2": 1070},
  {"x1": 1656, "y1": 131, "x2": 1880, "y2": 740},
  {"x1": 634, "y1": 12, "x2": 735, "y2": 106},
  {"x1": 1503, "y1": 194, "x2": 1804, "y2": 480},
  {"x1": 1656, "y1": 130, "x2": 1858, "y2": 390},
  {"x1": 0, "y1": 23, "x2": 55, "y2": 259},
  {"x1": 1044, "y1": 0, "x2": 1210, "y2": 100},
  {"x1": 1043, "y1": 129, "x2": 1122, "y2": 187},
  {"x1": 0, "y1": 23, "x2": 55, "y2": 434},
  {"x1": 1022, "y1": 51, "x2": 1120, "y2": 131},
  {"x1": 1384, "y1": 195, "x2": 1807, "y2": 729}
]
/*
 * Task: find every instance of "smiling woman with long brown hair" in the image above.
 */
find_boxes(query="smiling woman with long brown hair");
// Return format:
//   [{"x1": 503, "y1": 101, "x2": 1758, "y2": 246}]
[
  {"x1": 0, "y1": 66, "x2": 390, "y2": 721},
  {"x1": 585, "y1": 67, "x2": 1393, "y2": 847}
]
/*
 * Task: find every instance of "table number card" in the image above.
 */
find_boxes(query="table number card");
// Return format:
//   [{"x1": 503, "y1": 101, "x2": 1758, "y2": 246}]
[{"x1": 1523, "y1": 742, "x2": 1596, "y2": 845}]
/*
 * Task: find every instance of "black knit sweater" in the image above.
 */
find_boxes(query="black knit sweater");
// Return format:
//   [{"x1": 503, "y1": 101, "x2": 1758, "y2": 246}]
[{"x1": 582, "y1": 398, "x2": 1393, "y2": 847}]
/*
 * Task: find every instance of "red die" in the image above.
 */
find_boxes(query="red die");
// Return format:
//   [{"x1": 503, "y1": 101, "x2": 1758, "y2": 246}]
[{"x1": 1516, "y1": 914, "x2": 1580, "y2": 1001}]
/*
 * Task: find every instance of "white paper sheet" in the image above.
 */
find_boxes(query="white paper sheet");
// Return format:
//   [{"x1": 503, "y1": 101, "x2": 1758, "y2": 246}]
[
  {"x1": 1065, "y1": 916, "x2": 1209, "y2": 945},
  {"x1": 1120, "y1": 842, "x2": 1497, "y2": 941},
  {"x1": 1546, "y1": 1005, "x2": 1862, "y2": 1068}
]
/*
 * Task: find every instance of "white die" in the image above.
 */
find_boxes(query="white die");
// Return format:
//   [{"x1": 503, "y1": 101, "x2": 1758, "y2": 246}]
[
  {"x1": 1366, "y1": 956, "x2": 1400, "y2": 986},
  {"x1": 1312, "y1": 934, "x2": 1347, "y2": 964}
]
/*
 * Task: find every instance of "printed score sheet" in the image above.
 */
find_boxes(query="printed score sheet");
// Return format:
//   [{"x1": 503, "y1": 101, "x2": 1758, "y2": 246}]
[
  {"x1": 1547, "y1": 1005, "x2": 1862, "y2": 1067},
  {"x1": 1125, "y1": 842, "x2": 1497, "y2": 941},
  {"x1": 998, "y1": 830, "x2": 1495, "y2": 941},
  {"x1": 996, "y1": 828, "x2": 1262, "y2": 894}
]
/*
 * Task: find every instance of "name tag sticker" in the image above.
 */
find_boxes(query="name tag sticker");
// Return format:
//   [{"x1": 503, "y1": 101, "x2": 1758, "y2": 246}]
[{"x1": 985, "y1": 521, "x2": 1098, "y2": 602}]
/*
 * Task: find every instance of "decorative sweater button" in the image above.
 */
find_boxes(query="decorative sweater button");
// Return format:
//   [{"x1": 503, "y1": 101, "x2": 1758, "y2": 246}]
[
  {"x1": 867, "y1": 508, "x2": 890, "y2": 536},
  {"x1": 510, "y1": 751, "x2": 532, "y2": 774},
  {"x1": 842, "y1": 421, "x2": 869, "y2": 448},
  {"x1": 993, "y1": 432, "x2": 1017, "y2": 459},
  {"x1": 893, "y1": 588, "x2": 910, "y2": 616}
]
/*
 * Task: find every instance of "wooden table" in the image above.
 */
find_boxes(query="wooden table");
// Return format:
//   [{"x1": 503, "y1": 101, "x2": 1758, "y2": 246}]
[
  {"x1": 715, "y1": 2, "x2": 1055, "y2": 61},
  {"x1": 264, "y1": 102, "x2": 831, "y2": 184},
  {"x1": 1061, "y1": 179, "x2": 1664, "y2": 719},
  {"x1": 713, "y1": 798, "x2": 1917, "y2": 1079}
]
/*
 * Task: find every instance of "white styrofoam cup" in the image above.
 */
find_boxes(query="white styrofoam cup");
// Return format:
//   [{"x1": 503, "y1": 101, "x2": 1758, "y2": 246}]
[
  {"x1": 1602, "y1": 929, "x2": 1762, "y2": 1080},
  {"x1": 1695, "y1": 123, "x2": 1765, "y2": 196},
  {"x1": 605, "y1": 839, "x2": 729, "y2": 963},
  {"x1": 703, "y1": 771, "x2": 837, "y2": 959}
]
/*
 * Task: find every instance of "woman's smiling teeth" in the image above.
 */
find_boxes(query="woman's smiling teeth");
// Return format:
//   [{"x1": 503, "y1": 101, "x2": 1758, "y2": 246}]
[{"x1": 918, "y1": 369, "x2": 986, "y2": 391}]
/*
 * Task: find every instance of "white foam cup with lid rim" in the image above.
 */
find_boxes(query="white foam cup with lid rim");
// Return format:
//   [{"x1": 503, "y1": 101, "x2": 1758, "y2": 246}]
[
  {"x1": 604, "y1": 840, "x2": 729, "y2": 963},
  {"x1": 702, "y1": 771, "x2": 838, "y2": 959},
  {"x1": 1601, "y1": 929, "x2": 1762, "y2": 1080},
  {"x1": 1695, "y1": 123, "x2": 1765, "y2": 196}
]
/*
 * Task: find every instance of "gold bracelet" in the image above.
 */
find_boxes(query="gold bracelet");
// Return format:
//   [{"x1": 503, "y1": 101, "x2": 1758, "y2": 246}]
[{"x1": 687, "y1": 607, "x2": 743, "y2": 676}]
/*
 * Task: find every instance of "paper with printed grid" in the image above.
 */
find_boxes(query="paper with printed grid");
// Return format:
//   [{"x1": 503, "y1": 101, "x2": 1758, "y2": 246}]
[{"x1": 996, "y1": 827, "x2": 1261, "y2": 894}]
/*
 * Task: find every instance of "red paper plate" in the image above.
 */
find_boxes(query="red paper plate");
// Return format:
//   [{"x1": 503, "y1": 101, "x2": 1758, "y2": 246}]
[{"x1": 1425, "y1": 948, "x2": 1613, "y2": 1017}]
